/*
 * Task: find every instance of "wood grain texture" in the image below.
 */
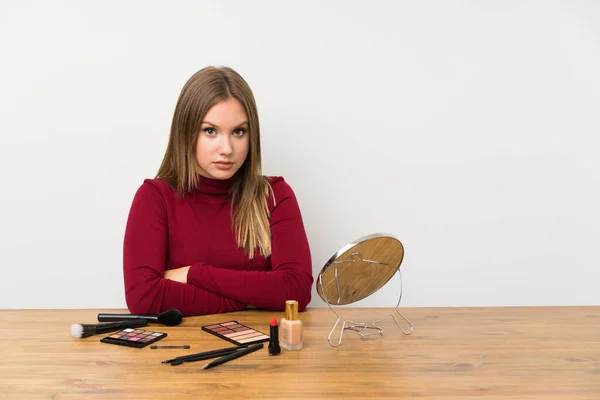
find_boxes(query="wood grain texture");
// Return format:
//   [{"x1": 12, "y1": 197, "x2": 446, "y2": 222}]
[{"x1": 0, "y1": 307, "x2": 599, "y2": 399}]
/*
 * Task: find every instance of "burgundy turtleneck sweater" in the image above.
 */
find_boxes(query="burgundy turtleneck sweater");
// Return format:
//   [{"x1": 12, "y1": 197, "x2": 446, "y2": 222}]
[{"x1": 123, "y1": 176, "x2": 313, "y2": 317}]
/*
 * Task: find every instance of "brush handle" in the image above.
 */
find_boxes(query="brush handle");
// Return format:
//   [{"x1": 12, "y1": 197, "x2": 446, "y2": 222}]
[
  {"x1": 162, "y1": 344, "x2": 249, "y2": 364},
  {"x1": 97, "y1": 313, "x2": 158, "y2": 322},
  {"x1": 73, "y1": 319, "x2": 149, "y2": 339},
  {"x1": 202, "y1": 343, "x2": 264, "y2": 370},
  {"x1": 94, "y1": 319, "x2": 149, "y2": 334}
]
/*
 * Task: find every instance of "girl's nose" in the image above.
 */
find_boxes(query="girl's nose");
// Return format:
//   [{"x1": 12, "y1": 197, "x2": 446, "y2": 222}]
[{"x1": 219, "y1": 136, "x2": 233, "y2": 155}]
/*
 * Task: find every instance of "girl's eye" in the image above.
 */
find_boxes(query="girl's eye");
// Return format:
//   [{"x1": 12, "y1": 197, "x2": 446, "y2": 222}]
[
  {"x1": 232, "y1": 128, "x2": 246, "y2": 137},
  {"x1": 203, "y1": 127, "x2": 217, "y2": 136}
]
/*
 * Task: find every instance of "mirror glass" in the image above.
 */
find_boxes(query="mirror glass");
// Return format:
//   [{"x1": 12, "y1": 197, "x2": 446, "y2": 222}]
[{"x1": 316, "y1": 233, "x2": 404, "y2": 305}]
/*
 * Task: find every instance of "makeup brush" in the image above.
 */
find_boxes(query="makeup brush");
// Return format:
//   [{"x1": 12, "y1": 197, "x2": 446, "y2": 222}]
[
  {"x1": 71, "y1": 319, "x2": 148, "y2": 339},
  {"x1": 97, "y1": 309, "x2": 183, "y2": 326}
]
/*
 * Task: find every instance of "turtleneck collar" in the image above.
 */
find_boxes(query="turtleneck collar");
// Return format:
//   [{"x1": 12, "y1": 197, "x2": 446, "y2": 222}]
[{"x1": 196, "y1": 176, "x2": 234, "y2": 195}]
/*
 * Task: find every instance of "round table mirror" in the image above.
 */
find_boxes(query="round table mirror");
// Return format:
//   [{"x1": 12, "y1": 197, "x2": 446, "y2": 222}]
[
  {"x1": 316, "y1": 233, "x2": 412, "y2": 346},
  {"x1": 316, "y1": 233, "x2": 404, "y2": 305}
]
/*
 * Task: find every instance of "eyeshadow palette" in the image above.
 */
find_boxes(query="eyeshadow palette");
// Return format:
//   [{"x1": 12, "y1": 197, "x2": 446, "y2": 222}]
[
  {"x1": 100, "y1": 328, "x2": 167, "y2": 348},
  {"x1": 201, "y1": 320, "x2": 270, "y2": 346}
]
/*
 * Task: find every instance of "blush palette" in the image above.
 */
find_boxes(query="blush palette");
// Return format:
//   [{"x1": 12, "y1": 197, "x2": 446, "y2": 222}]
[
  {"x1": 201, "y1": 320, "x2": 270, "y2": 346},
  {"x1": 100, "y1": 328, "x2": 167, "y2": 348}
]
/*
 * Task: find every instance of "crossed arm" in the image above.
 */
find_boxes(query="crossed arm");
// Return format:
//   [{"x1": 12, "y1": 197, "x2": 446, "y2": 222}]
[{"x1": 123, "y1": 179, "x2": 313, "y2": 316}]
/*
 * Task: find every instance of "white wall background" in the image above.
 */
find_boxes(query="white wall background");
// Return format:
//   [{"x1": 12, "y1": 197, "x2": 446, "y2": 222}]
[{"x1": 1, "y1": 0, "x2": 598, "y2": 309}]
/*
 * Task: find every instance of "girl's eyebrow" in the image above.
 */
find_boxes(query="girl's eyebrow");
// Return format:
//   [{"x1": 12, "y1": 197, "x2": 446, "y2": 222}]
[{"x1": 202, "y1": 121, "x2": 249, "y2": 129}]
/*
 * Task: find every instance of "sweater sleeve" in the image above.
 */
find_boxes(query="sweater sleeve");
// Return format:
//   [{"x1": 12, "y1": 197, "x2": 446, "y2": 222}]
[
  {"x1": 186, "y1": 177, "x2": 314, "y2": 311},
  {"x1": 123, "y1": 182, "x2": 247, "y2": 316}
]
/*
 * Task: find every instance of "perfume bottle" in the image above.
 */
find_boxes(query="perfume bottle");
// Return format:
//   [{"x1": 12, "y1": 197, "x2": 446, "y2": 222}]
[{"x1": 279, "y1": 300, "x2": 303, "y2": 351}]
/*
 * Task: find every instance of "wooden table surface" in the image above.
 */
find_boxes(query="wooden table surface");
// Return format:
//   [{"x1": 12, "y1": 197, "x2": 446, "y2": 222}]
[{"x1": 0, "y1": 307, "x2": 599, "y2": 399}]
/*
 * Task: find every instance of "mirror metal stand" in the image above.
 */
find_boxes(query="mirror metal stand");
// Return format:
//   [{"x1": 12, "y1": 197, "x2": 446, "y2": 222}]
[{"x1": 319, "y1": 253, "x2": 413, "y2": 347}]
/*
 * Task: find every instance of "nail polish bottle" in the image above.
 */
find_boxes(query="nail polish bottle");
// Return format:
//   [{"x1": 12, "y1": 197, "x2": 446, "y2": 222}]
[{"x1": 279, "y1": 300, "x2": 303, "y2": 351}]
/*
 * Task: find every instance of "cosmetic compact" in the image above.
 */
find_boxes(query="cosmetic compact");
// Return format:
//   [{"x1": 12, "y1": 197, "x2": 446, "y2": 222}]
[
  {"x1": 201, "y1": 321, "x2": 270, "y2": 346},
  {"x1": 100, "y1": 328, "x2": 167, "y2": 348}
]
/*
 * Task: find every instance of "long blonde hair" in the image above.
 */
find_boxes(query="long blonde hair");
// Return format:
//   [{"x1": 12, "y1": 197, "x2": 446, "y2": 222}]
[{"x1": 156, "y1": 66, "x2": 273, "y2": 258}]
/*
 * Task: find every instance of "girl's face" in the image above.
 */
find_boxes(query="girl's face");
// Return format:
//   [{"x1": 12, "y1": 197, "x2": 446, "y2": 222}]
[{"x1": 196, "y1": 97, "x2": 250, "y2": 180}]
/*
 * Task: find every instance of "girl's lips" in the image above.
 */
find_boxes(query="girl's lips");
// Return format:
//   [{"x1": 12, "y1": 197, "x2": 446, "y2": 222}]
[{"x1": 214, "y1": 161, "x2": 234, "y2": 169}]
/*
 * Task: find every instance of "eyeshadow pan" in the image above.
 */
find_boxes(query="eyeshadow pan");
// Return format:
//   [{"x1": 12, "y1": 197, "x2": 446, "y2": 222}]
[
  {"x1": 226, "y1": 329, "x2": 255, "y2": 337},
  {"x1": 238, "y1": 335, "x2": 269, "y2": 343},
  {"x1": 233, "y1": 332, "x2": 262, "y2": 340}
]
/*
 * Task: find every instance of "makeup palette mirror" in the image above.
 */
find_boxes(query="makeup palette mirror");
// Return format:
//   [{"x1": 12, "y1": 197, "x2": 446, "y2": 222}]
[{"x1": 316, "y1": 233, "x2": 413, "y2": 346}]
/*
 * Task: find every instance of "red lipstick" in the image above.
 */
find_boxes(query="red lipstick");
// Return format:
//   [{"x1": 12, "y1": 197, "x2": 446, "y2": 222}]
[{"x1": 268, "y1": 317, "x2": 281, "y2": 356}]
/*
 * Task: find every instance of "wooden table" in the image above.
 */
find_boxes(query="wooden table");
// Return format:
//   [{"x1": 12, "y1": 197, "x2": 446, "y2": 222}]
[{"x1": 1, "y1": 307, "x2": 599, "y2": 399}]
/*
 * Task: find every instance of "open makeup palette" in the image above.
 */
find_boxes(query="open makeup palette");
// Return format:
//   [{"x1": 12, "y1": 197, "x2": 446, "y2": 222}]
[
  {"x1": 100, "y1": 328, "x2": 167, "y2": 348},
  {"x1": 201, "y1": 320, "x2": 270, "y2": 345}
]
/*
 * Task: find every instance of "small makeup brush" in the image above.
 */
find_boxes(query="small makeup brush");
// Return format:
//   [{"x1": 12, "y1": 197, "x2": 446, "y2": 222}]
[
  {"x1": 71, "y1": 319, "x2": 148, "y2": 339},
  {"x1": 97, "y1": 309, "x2": 183, "y2": 326}
]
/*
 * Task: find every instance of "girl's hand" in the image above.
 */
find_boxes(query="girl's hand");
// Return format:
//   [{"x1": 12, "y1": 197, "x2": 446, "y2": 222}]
[{"x1": 164, "y1": 266, "x2": 191, "y2": 283}]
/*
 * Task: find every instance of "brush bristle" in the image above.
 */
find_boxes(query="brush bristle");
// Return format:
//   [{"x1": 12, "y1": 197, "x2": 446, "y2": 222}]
[
  {"x1": 158, "y1": 309, "x2": 183, "y2": 326},
  {"x1": 71, "y1": 324, "x2": 84, "y2": 338},
  {"x1": 71, "y1": 323, "x2": 95, "y2": 338}
]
